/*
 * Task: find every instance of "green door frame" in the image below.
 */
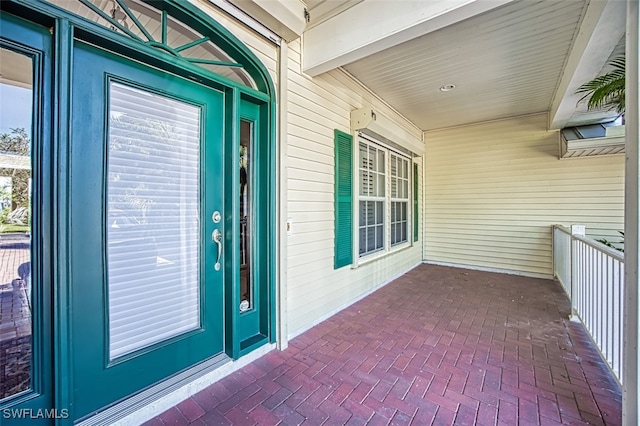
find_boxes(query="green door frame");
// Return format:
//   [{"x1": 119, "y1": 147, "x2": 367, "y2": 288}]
[
  {"x1": 224, "y1": 98, "x2": 275, "y2": 358},
  {"x1": 0, "y1": 11, "x2": 54, "y2": 424},
  {"x1": 0, "y1": 0, "x2": 277, "y2": 423}
]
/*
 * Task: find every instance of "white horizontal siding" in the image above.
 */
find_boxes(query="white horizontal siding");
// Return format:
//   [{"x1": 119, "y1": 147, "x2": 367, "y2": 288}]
[
  {"x1": 284, "y1": 39, "x2": 424, "y2": 338},
  {"x1": 424, "y1": 113, "x2": 624, "y2": 276}
]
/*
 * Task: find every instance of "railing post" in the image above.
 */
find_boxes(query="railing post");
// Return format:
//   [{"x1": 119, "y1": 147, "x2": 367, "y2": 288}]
[
  {"x1": 552, "y1": 225, "x2": 556, "y2": 278},
  {"x1": 570, "y1": 224, "x2": 585, "y2": 321}
]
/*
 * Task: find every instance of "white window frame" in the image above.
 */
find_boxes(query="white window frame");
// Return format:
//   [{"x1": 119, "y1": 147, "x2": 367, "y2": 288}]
[
  {"x1": 358, "y1": 141, "x2": 386, "y2": 257},
  {"x1": 353, "y1": 134, "x2": 412, "y2": 264},
  {"x1": 390, "y1": 153, "x2": 410, "y2": 247}
]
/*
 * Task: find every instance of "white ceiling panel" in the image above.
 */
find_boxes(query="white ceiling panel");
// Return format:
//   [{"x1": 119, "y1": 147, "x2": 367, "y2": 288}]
[{"x1": 343, "y1": 0, "x2": 588, "y2": 131}]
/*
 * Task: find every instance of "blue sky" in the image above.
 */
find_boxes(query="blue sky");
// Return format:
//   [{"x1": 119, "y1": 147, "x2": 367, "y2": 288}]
[{"x1": 0, "y1": 83, "x2": 32, "y2": 137}]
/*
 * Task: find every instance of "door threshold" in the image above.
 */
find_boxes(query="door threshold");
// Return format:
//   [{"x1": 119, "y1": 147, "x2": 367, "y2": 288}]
[
  {"x1": 77, "y1": 343, "x2": 275, "y2": 426},
  {"x1": 76, "y1": 354, "x2": 230, "y2": 426}
]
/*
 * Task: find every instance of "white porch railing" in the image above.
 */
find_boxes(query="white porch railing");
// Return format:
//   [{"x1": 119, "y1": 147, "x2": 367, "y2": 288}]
[{"x1": 552, "y1": 225, "x2": 624, "y2": 385}]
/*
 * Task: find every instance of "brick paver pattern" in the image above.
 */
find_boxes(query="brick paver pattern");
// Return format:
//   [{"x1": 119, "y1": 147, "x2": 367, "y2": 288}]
[
  {"x1": 0, "y1": 236, "x2": 32, "y2": 398},
  {"x1": 146, "y1": 264, "x2": 621, "y2": 425},
  {"x1": 0, "y1": 237, "x2": 31, "y2": 343}
]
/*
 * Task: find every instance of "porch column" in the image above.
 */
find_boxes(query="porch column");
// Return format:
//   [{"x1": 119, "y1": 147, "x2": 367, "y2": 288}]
[
  {"x1": 624, "y1": 0, "x2": 639, "y2": 424},
  {"x1": 277, "y1": 41, "x2": 289, "y2": 350}
]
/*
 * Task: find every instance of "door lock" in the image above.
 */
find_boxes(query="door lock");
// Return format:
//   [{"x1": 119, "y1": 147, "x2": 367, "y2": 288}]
[{"x1": 212, "y1": 211, "x2": 221, "y2": 223}]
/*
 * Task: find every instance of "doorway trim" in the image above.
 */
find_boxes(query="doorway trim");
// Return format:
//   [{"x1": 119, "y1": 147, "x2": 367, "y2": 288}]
[{"x1": 0, "y1": 0, "x2": 277, "y2": 423}]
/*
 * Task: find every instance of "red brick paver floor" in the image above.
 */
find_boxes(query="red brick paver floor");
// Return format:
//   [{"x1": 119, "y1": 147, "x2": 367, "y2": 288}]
[
  {"x1": 0, "y1": 236, "x2": 31, "y2": 343},
  {"x1": 0, "y1": 236, "x2": 32, "y2": 398},
  {"x1": 146, "y1": 264, "x2": 622, "y2": 425}
]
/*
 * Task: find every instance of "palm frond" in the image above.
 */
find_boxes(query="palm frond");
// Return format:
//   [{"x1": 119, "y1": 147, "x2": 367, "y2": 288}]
[{"x1": 576, "y1": 55, "x2": 625, "y2": 114}]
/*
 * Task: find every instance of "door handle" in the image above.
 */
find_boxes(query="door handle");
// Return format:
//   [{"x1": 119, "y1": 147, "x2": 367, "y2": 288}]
[{"x1": 212, "y1": 229, "x2": 222, "y2": 271}]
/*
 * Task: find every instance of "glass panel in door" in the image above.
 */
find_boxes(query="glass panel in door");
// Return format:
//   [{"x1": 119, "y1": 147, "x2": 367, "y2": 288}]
[
  {"x1": 0, "y1": 47, "x2": 33, "y2": 400},
  {"x1": 0, "y1": 13, "x2": 54, "y2": 421},
  {"x1": 107, "y1": 82, "x2": 202, "y2": 359},
  {"x1": 239, "y1": 120, "x2": 252, "y2": 312}
]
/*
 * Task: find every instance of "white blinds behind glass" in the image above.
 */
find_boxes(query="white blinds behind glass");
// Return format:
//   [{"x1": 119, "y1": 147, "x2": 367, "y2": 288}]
[{"x1": 107, "y1": 82, "x2": 201, "y2": 359}]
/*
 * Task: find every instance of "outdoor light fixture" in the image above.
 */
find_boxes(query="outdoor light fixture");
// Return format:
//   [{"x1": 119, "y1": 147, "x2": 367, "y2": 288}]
[{"x1": 440, "y1": 84, "x2": 456, "y2": 92}]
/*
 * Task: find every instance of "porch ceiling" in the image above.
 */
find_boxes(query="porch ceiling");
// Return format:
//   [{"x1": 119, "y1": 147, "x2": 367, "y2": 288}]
[{"x1": 323, "y1": 0, "x2": 625, "y2": 131}]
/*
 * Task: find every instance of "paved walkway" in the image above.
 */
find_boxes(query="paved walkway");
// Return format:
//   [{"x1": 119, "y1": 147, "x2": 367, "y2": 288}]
[
  {"x1": 0, "y1": 235, "x2": 31, "y2": 343},
  {"x1": 0, "y1": 236, "x2": 31, "y2": 342},
  {"x1": 0, "y1": 235, "x2": 32, "y2": 398},
  {"x1": 145, "y1": 264, "x2": 622, "y2": 425},
  {"x1": 0, "y1": 235, "x2": 30, "y2": 286}
]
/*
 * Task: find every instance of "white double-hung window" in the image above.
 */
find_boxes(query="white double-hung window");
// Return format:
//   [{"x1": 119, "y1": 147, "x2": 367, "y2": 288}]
[
  {"x1": 357, "y1": 136, "x2": 411, "y2": 258},
  {"x1": 358, "y1": 142, "x2": 385, "y2": 256},
  {"x1": 390, "y1": 153, "x2": 410, "y2": 246}
]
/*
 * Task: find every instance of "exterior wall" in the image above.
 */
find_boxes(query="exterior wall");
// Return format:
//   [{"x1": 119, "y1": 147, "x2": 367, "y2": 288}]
[
  {"x1": 284, "y1": 40, "x2": 424, "y2": 339},
  {"x1": 194, "y1": 2, "x2": 425, "y2": 341},
  {"x1": 424, "y1": 113, "x2": 625, "y2": 276}
]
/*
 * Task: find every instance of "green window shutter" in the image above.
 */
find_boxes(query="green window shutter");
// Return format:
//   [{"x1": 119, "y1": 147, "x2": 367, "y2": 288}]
[
  {"x1": 334, "y1": 129, "x2": 353, "y2": 269},
  {"x1": 413, "y1": 163, "x2": 419, "y2": 242}
]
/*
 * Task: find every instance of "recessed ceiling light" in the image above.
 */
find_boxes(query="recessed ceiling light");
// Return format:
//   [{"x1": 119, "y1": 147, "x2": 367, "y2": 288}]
[{"x1": 440, "y1": 84, "x2": 456, "y2": 92}]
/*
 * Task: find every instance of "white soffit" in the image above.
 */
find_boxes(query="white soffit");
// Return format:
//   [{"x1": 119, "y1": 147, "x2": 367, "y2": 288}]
[
  {"x1": 563, "y1": 36, "x2": 626, "y2": 128},
  {"x1": 206, "y1": 0, "x2": 282, "y2": 43},
  {"x1": 226, "y1": 0, "x2": 306, "y2": 41},
  {"x1": 342, "y1": 0, "x2": 589, "y2": 131},
  {"x1": 549, "y1": 0, "x2": 626, "y2": 130},
  {"x1": 302, "y1": 0, "x2": 515, "y2": 77},
  {"x1": 304, "y1": 0, "x2": 364, "y2": 29}
]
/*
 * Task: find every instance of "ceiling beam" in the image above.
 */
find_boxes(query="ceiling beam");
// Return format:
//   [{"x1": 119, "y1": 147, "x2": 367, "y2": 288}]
[
  {"x1": 548, "y1": 0, "x2": 626, "y2": 130},
  {"x1": 302, "y1": 0, "x2": 514, "y2": 77},
  {"x1": 227, "y1": 0, "x2": 306, "y2": 42}
]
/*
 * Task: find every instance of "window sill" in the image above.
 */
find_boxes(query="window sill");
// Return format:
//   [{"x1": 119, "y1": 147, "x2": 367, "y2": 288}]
[{"x1": 352, "y1": 242, "x2": 413, "y2": 269}]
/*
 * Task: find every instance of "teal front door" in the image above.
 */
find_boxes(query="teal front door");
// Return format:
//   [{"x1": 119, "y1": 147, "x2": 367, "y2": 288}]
[{"x1": 69, "y1": 41, "x2": 226, "y2": 418}]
